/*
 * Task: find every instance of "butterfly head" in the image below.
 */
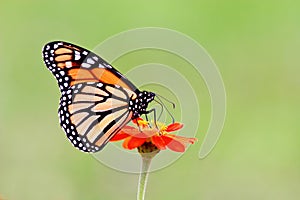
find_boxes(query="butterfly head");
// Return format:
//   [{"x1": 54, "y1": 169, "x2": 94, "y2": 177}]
[{"x1": 129, "y1": 91, "x2": 155, "y2": 118}]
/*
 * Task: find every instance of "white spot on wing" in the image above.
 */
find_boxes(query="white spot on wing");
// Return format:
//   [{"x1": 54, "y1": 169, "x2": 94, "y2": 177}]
[
  {"x1": 81, "y1": 63, "x2": 91, "y2": 68},
  {"x1": 66, "y1": 61, "x2": 72, "y2": 68},
  {"x1": 75, "y1": 54, "x2": 81, "y2": 60},
  {"x1": 87, "y1": 58, "x2": 95, "y2": 64}
]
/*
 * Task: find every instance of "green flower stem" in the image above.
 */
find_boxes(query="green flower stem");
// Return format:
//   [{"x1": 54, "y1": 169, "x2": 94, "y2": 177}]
[
  {"x1": 137, "y1": 142, "x2": 159, "y2": 200},
  {"x1": 137, "y1": 156, "x2": 152, "y2": 200}
]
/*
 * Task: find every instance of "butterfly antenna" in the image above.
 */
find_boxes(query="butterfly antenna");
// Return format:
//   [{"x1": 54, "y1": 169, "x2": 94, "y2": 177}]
[
  {"x1": 155, "y1": 95, "x2": 175, "y2": 124},
  {"x1": 155, "y1": 93, "x2": 176, "y2": 109},
  {"x1": 154, "y1": 99, "x2": 164, "y2": 121}
]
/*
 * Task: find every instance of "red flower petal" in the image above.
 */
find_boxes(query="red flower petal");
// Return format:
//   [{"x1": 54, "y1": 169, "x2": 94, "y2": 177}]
[
  {"x1": 120, "y1": 125, "x2": 137, "y2": 131},
  {"x1": 133, "y1": 132, "x2": 150, "y2": 139},
  {"x1": 110, "y1": 132, "x2": 130, "y2": 141},
  {"x1": 160, "y1": 135, "x2": 173, "y2": 144},
  {"x1": 119, "y1": 126, "x2": 141, "y2": 136},
  {"x1": 122, "y1": 137, "x2": 132, "y2": 149},
  {"x1": 151, "y1": 135, "x2": 167, "y2": 150},
  {"x1": 167, "y1": 134, "x2": 197, "y2": 145},
  {"x1": 125, "y1": 136, "x2": 147, "y2": 150},
  {"x1": 141, "y1": 129, "x2": 157, "y2": 137},
  {"x1": 167, "y1": 140, "x2": 186, "y2": 152},
  {"x1": 161, "y1": 135, "x2": 185, "y2": 152},
  {"x1": 166, "y1": 123, "x2": 183, "y2": 132}
]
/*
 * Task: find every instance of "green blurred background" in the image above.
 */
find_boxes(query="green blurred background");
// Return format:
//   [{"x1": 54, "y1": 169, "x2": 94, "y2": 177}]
[{"x1": 1, "y1": 0, "x2": 300, "y2": 199}]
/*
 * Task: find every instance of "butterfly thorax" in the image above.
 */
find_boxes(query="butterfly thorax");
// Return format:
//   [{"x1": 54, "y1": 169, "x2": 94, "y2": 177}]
[{"x1": 129, "y1": 91, "x2": 155, "y2": 119}]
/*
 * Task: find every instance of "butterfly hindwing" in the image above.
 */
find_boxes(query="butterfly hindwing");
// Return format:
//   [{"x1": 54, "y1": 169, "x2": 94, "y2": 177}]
[{"x1": 59, "y1": 82, "x2": 134, "y2": 152}]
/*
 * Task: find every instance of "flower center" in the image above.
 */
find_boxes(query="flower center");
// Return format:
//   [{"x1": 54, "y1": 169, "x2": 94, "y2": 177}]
[{"x1": 137, "y1": 142, "x2": 160, "y2": 157}]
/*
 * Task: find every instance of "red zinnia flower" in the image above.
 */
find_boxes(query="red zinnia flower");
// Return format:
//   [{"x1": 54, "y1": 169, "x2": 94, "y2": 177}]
[{"x1": 110, "y1": 118, "x2": 197, "y2": 153}]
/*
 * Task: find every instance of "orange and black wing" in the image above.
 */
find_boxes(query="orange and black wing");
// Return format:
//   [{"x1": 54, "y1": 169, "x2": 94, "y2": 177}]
[
  {"x1": 59, "y1": 82, "x2": 135, "y2": 152},
  {"x1": 42, "y1": 41, "x2": 155, "y2": 152},
  {"x1": 42, "y1": 41, "x2": 138, "y2": 92}
]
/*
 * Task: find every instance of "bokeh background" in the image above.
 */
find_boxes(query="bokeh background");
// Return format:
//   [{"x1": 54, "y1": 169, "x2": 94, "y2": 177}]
[{"x1": 1, "y1": 0, "x2": 299, "y2": 199}]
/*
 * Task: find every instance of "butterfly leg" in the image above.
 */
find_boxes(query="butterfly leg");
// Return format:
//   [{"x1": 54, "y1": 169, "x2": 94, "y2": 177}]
[
  {"x1": 134, "y1": 118, "x2": 142, "y2": 132},
  {"x1": 138, "y1": 123, "x2": 142, "y2": 132},
  {"x1": 144, "y1": 113, "x2": 152, "y2": 128},
  {"x1": 144, "y1": 108, "x2": 158, "y2": 129}
]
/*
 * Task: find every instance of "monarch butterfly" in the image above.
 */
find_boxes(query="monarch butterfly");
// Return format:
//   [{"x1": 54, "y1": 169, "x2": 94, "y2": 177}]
[{"x1": 42, "y1": 41, "x2": 156, "y2": 152}]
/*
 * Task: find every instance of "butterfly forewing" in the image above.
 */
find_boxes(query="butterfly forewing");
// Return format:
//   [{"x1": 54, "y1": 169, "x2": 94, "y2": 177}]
[{"x1": 42, "y1": 41, "x2": 137, "y2": 92}]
